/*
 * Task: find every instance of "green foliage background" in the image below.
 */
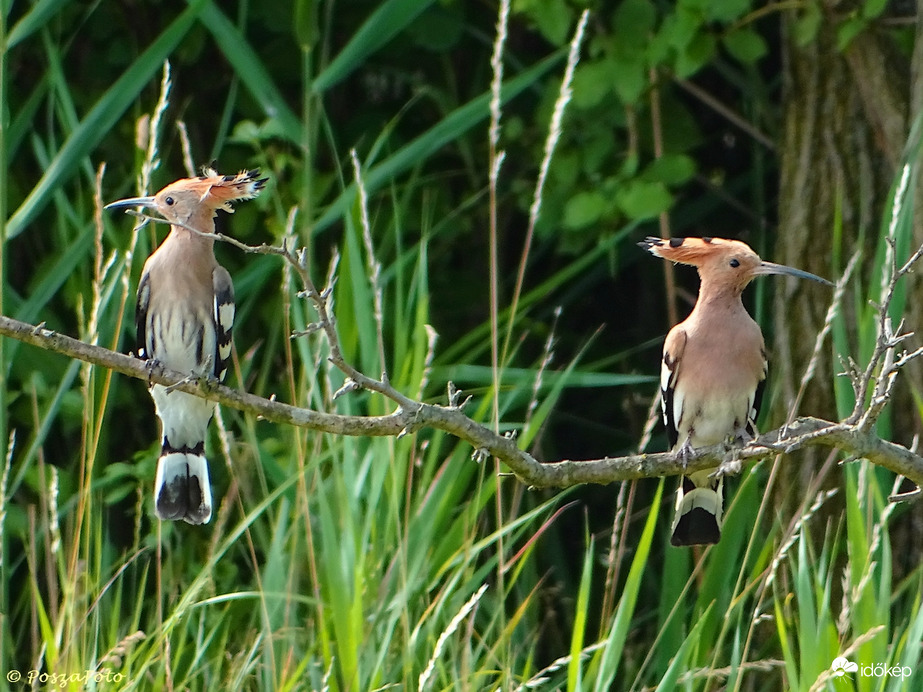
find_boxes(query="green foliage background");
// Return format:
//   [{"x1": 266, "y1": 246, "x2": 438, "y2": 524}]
[{"x1": 1, "y1": 0, "x2": 922, "y2": 690}]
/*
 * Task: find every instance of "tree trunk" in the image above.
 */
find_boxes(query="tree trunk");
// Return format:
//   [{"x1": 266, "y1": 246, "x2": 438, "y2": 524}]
[
  {"x1": 774, "y1": 7, "x2": 909, "y2": 500},
  {"x1": 775, "y1": 2, "x2": 923, "y2": 558}
]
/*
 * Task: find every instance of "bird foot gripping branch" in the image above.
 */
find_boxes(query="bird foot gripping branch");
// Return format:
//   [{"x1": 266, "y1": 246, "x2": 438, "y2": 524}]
[
  {"x1": 714, "y1": 455, "x2": 743, "y2": 479},
  {"x1": 640, "y1": 236, "x2": 831, "y2": 547},
  {"x1": 106, "y1": 168, "x2": 266, "y2": 525}
]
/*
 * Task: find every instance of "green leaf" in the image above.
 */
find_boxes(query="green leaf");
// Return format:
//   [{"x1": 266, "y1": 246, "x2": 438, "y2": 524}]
[
  {"x1": 723, "y1": 27, "x2": 768, "y2": 64},
  {"x1": 526, "y1": 0, "x2": 573, "y2": 46},
  {"x1": 551, "y1": 151, "x2": 580, "y2": 187},
  {"x1": 837, "y1": 15, "x2": 867, "y2": 51},
  {"x1": 794, "y1": 3, "x2": 822, "y2": 46},
  {"x1": 646, "y1": 26, "x2": 671, "y2": 64},
  {"x1": 641, "y1": 153, "x2": 696, "y2": 186},
  {"x1": 568, "y1": 534, "x2": 594, "y2": 690},
  {"x1": 862, "y1": 0, "x2": 889, "y2": 19},
  {"x1": 662, "y1": 5, "x2": 702, "y2": 51},
  {"x1": 611, "y1": 57, "x2": 647, "y2": 105},
  {"x1": 705, "y1": 0, "x2": 751, "y2": 23},
  {"x1": 674, "y1": 31, "x2": 716, "y2": 78},
  {"x1": 572, "y1": 60, "x2": 615, "y2": 109},
  {"x1": 564, "y1": 191, "x2": 609, "y2": 229},
  {"x1": 613, "y1": 0, "x2": 657, "y2": 51},
  {"x1": 616, "y1": 180, "x2": 673, "y2": 219},
  {"x1": 6, "y1": 0, "x2": 71, "y2": 48}
]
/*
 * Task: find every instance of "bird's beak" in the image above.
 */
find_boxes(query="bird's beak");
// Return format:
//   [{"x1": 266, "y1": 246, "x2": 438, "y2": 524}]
[
  {"x1": 104, "y1": 196, "x2": 157, "y2": 211},
  {"x1": 755, "y1": 261, "x2": 833, "y2": 286}
]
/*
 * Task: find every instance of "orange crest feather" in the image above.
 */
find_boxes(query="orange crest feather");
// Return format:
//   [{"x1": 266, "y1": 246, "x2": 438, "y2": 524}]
[
  {"x1": 191, "y1": 168, "x2": 267, "y2": 212},
  {"x1": 638, "y1": 236, "x2": 753, "y2": 266}
]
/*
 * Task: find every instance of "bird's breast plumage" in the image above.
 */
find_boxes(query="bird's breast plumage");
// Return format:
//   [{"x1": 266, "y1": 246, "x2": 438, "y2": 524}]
[{"x1": 663, "y1": 304, "x2": 766, "y2": 449}]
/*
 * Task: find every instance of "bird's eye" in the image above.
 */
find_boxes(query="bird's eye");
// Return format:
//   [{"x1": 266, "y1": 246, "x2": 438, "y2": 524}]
[
  {"x1": 729, "y1": 258, "x2": 740, "y2": 268},
  {"x1": 165, "y1": 196, "x2": 175, "y2": 206}
]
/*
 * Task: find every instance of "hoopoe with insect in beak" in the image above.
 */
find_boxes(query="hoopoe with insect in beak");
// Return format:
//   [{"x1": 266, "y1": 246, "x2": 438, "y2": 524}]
[
  {"x1": 106, "y1": 168, "x2": 266, "y2": 525},
  {"x1": 639, "y1": 236, "x2": 831, "y2": 546}
]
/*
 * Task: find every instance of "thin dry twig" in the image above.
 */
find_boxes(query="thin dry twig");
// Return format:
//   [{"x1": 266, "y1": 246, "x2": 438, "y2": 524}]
[{"x1": 848, "y1": 165, "x2": 923, "y2": 431}]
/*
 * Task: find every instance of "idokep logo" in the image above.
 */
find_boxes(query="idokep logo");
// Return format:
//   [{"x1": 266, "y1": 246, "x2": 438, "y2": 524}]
[
  {"x1": 831, "y1": 657, "x2": 858, "y2": 678},
  {"x1": 831, "y1": 656, "x2": 913, "y2": 681}
]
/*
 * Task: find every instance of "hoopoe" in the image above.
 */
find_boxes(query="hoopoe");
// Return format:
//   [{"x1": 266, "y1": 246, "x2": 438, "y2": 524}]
[
  {"x1": 639, "y1": 236, "x2": 830, "y2": 546},
  {"x1": 106, "y1": 168, "x2": 266, "y2": 525}
]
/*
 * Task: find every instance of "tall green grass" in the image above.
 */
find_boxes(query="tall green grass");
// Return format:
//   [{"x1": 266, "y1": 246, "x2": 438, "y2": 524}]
[{"x1": 2, "y1": 3, "x2": 923, "y2": 691}]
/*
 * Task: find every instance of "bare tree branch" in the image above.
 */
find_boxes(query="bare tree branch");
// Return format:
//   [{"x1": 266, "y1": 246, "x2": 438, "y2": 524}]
[
  {"x1": 3, "y1": 314, "x2": 922, "y2": 500},
  {"x1": 11, "y1": 182, "x2": 923, "y2": 505}
]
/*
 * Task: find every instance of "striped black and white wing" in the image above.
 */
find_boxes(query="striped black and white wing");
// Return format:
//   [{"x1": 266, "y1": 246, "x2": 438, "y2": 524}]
[
  {"x1": 212, "y1": 266, "x2": 235, "y2": 382},
  {"x1": 660, "y1": 328, "x2": 687, "y2": 450},
  {"x1": 136, "y1": 271, "x2": 152, "y2": 361},
  {"x1": 745, "y1": 349, "x2": 768, "y2": 438}
]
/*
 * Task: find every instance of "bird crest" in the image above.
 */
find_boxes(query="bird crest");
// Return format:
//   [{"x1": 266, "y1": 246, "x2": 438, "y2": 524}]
[
  {"x1": 637, "y1": 236, "x2": 752, "y2": 267},
  {"x1": 185, "y1": 168, "x2": 267, "y2": 213},
  {"x1": 638, "y1": 236, "x2": 831, "y2": 286}
]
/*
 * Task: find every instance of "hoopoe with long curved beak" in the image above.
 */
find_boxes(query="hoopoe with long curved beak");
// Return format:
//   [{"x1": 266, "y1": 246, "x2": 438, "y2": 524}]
[
  {"x1": 106, "y1": 168, "x2": 266, "y2": 524},
  {"x1": 639, "y1": 236, "x2": 830, "y2": 546}
]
